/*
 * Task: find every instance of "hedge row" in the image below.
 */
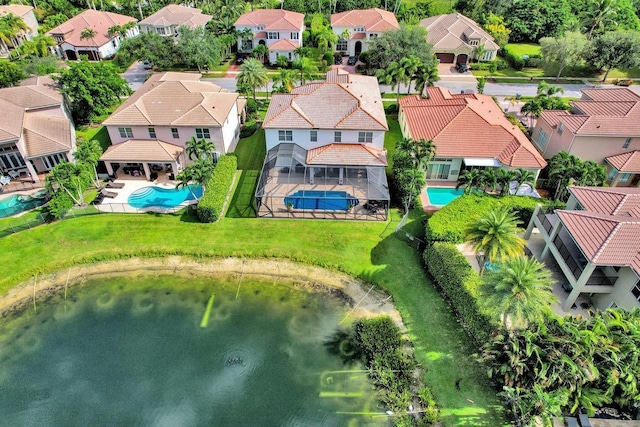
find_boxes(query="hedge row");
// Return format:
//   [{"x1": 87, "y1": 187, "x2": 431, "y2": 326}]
[
  {"x1": 197, "y1": 155, "x2": 237, "y2": 223},
  {"x1": 503, "y1": 50, "x2": 524, "y2": 70},
  {"x1": 425, "y1": 193, "x2": 563, "y2": 244},
  {"x1": 423, "y1": 242, "x2": 492, "y2": 344}
]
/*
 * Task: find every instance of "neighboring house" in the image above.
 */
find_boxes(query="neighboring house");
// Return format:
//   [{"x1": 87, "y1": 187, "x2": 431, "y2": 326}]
[
  {"x1": 0, "y1": 5, "x2": 39, "y2": 56},
  {"x1": 420, "y1": 13, "x2": 498, "y2": 64},
  {"x1": 398, "y1": 87, "x2": 546, "y2": 182},
  {"x1": 605, "y1": 151, "x2": 640, "y2": 188},
  {"x1": 330, "y1": 8, "x2": 399, "y2": 57},
  {"x1": 47, "y1": 10, "x2": 139, "y2": 61},
  {"x1": 532, "y1": 88, "x2": 640, "y2": 187},
  {"x1": 101, "y1": 72, "x2": 244, "y2": 180},
  {"x1": 525, "y1": 186, "x2": 640, "y2": 311},
  {"x1": 256, "y1": 69, "x2": 389, "y2": 219},
  {"x1": 0, "y1": 77, "x2": 75, "y2": 182},
  {"x1": 138, "y1": 5, "x2": 212, "y2": 37},
  {"x1": 234, "y1": 9, "x2": 304, "y2": 65}
]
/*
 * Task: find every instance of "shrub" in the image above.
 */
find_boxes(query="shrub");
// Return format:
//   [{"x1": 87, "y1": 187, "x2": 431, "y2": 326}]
[
  {"x1": 45, "y1": 192, "x2": 74, "y2": 220},
  {"x1": 240, "y1": 119, "x2": 258, "y2": 138},
  {"x1": 322, "y1": 51, "x2": 333, "y2": 64},
  {"x1": 385, "y1": 103, "x2": 399, "y2": 114},
  {"x1": 503, "y1": 50, "x2": 524, "y2": 70},
  {"x1": 358, "y1": 50, "x2": 369, "y2": 64},
  {"x1": 245, "y1": 98, "x2": 258, "y2": 114},
  {"x1": 196, "y1": 155, "x2": 237, "y2": 223},
  {"x1": 424, "y1": 242, "x2": 492, "y2": 343}
]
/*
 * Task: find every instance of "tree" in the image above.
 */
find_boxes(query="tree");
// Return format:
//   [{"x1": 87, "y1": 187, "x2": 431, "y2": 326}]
[
  {"x1": 392, "y1": 137, "x2": 433, "y2": 213},
  {"x1": 456, "y1": 169, "x2": 481, "y2": 194},
  {"x1": 185, "y1": 137, "x2": 215, "y2": 163},
  {"x1": 236, "y1": 58, "x2": 268, "y2": 101},
  {"x1": 473, "y1": 43, "x2": 486, "y2": 62},
  {"x1": 114, "y1": 32, "x2": 180, "y2": 70},
  {"x1": 292, "y1": 56, "x2": 318, "y2": 85},
  {"x1": 0, "y1": 61, "x2": 25, "y2": 88},
  {"x1": 512, "y1": 168, "x2": 536, "y2": 193},
  {"x1": 483, "y1": 12, "x2": 511, "y2": 47},
  {"x1": 365, "y1": 25, "x2": 433, "y2": 74},
  {"x1": 251, "y1": 43, "x2": 269, "y2": 63},
  {"x1": 548, "y1": 151, "x2": 606, "y2": 200},
  {"x1": 540, "y1": 31, "x2": 588, "y2": 80},
  {"x1": 480, "y1": 256, "x2": 556, "y2": 328},
  {"x1": 175, "y1": 160, "x2": 215, "y2": 199},
  {"x1": 79, "y1": 27, "x2": 97, "y2": 43},
  {"x1": 581, "y1": 0, "x2": 618, "y2": 39},
  {"x1": 476, "y1": 76, "x2": 486, "y2": 94},
  {"x1": 272, "y1": 68, "x2": 297, "y2": 93},
  {"x1": 504, "y1": 0, "x2": 576, "y2": 42},
  {"x1": 45, "y1": 161, "x2": 91, "y2": 207},
  {"x1": 0, "y1": 13, "x2": 29, "y2": 53},
  {"x1": 414, "y1": 59, "x2": 440, "y2": 95},
  {"x1": 15, "y1": 34, "x2": 56, "y2": 58},
  {"x1": 399, "y1": 55, "x2": 422, "y2": 94},
  {"x1": 54, "y1": 59, "x2": 131, "y2": 124},
  {"x1": 74, "y1": 139, "x2": 103, "y2": 188},
  {"x1": 177, "y1": 26, "x2": 224, "y2": 72},
  {"x1": 478, "y1": 167, "x2": 497, "y2": 193},
  {"x1": 376, "y1": 61, "x2": 406, "y2": 97},
  {"x1": 496, "y1": 168, "x2": 516, "y2": 195},
  {"x1": 500, "y1": 385, "x2": 569, "y2": 427},
  {"x1": 464, "y1": 207, "x2": 525, "y2": 264},
  {"x1": 585, "y1": 30, "x2": 640, "y2": 82}
]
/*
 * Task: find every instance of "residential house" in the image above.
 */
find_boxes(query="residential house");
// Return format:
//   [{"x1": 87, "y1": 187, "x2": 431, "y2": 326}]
[
  {"x1": 398, "y1": 87, "x2": 546, "y2": 184},
  {"x1": 532, "y1": 88, "x2": 640, "y2": 187},
  {"x1": 234, "y1": 9, "x2": 304, "y2": 65},
  {"x1": 330, "y1": 8, "x2": 399, "y2": 57},
  {"x1": 0, "y1": 77, "x2": 76, "y2": 182},
  {"x1": 0, "y1": 5, "x2": 39, "y2": 56},
  {"x1": 47, "y1": 10, "x2": 139, "y2": 61},
  {"x1": 138, "y1": 5, "x2": 212, "y2": 37},
  {"x1": 525, "y1": 186, "x2": 640, "y2": 311},
  {"x1": 256, "y1": 69, "x2": 390, "y2": 219},
  {"x1": 101, "y1": 72, "x2": 244, "y2": 180},
  {"x1": 420, "y1": 13, "x2": 498, "y2": 64}
]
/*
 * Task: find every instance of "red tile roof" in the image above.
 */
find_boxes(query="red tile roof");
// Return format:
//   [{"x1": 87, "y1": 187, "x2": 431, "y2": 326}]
[
  {"x1": 568, "y1": 186, "x2": 640, "y2": 217},
  {"x1": 47, "y1": 10, "x2": 136, "y2": 48},
  {"x1": 234, "y1": 9, "x2": 304, "y2": 31},
  {"x1": 331, "y1": 8, "x2": 399, "y2": 32},
  {"x1": 399, "y1": 87, "x2": 546, "y2": 169},
  {"x1": 581, "y1": 87, "x2": 640, "y2": 102},
  {"x1": 269, "y1": 38, "x2": 298, "y2": 51},
  {"x1": 264, "y1": 70, "x2": 387, "y2": 131},
  {"x1": 306, "y1": 143, "x2": 387, "y2": 166},
  {"x1": 606, "y1": 150, "x2": 640, "y2": 173},
  {"x1": 138, "y1": 4, "x2": 212, "y2": 29}
]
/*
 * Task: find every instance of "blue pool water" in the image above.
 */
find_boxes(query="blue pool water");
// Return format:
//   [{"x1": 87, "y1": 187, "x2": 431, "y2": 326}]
[
  {"x1": 426, "y1": 187, "x2": 465, "y2": 206},
  {"x1": 284, "y1": 190, "x2": 359, "y2": 210},
  {"x1": 0, "y1": 190, "x2": 48, "y2": 218},
  {"x1": 128, "y1": 185, "x2": 203, "y2": 209}
]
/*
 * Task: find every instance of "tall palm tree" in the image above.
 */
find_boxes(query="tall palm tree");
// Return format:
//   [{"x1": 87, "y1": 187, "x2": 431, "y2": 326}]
[
  {"x1": 185, "y1": 136, "x2": 215, "y2": 163},
  {"x1": 0, "y1": 14, "x2": 28, "y2": 53},
  {"x1": 473, "y1": 43, "x2": 486, "y2": 62},
  {"x1": 456, "y1": 169, "x2": 481, "y2": 194},
  {"x1": 74, "y1": 139, "x2": 103, "y2": 188},
  {"x1": 18, "y1": 34, "x2": 56, "y2": 57},
  {"x1": 520, "y1": 98, "x2": 543, "y2": 131},
  {"x1": 480, "y1": 256, "x2": 556, "y2": 329},
  {"x1": 292, "y1": 57, "x2": 318, "y2": 85},
  {"x1": 376, "y1": 60, "x2": 406, "y2": 98},
  {"x1": 175, "y1": 160, "x2": 215, "y2": 199},
  {"x1": 315, "y1": 26, "x2": 338, "y2": 52},
  {"x1": 236, "y1": 58, "x2": 268, "y2": 101},
  {"x1": 251, "y1": 44, "x2": 269, "y2": 63},
  {"x1": 399, "y1": 55, "x2": 422, "y2": 94},
  {"x1": 512, "y1": 168, "x2": 536, "y2": 194},
  {"x1": 548, "y1": 151, "x2": 579, "y2": 200},
  {"x1": 583, "y1": 0, "x2": 617, "y2": 39},
  {"x1": 272, "y1": 68, "x2": 297, "y2": 93},
  {"x1": 414, "y1": 59, "x2": 440, "y2": 96},
  {"x1": 464, "y1": 207, "x2": 526, "y2": 264},
  {"x1": 536, "y1": 81, "x2": 565, "y2": 97},
  {"x1": 479, "y1": 167, "x2": 498, "y2": 193},
  {"x1": 496, "y1": 168, "x2": 516, "y2": 196}
]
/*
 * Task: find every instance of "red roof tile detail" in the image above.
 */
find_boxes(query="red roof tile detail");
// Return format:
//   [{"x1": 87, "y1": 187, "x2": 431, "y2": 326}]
[
  {"x1": 268, "y1": 38, "x2": 298, "y2": 51},
  {"x1": 47, "y1": 10, "x2": 136, "y2": 48},
  {"x1": 331, "y1": 8, "x2": 399, "y2": 32},
  {"x1": 234, "y1": 9, "x2": 304, "y2": 31},
  {"x1": 399, "y1": 88, "x2": 546, "y2": 168},
  {"x1": 306, "y1": 143, "x2": 387, "y2": 166},
  {"x1": 581, "y1": 87, "x2": 640, "y2": 102},
  {"x1": 606, "y1": 150, "x2": 640, "y2": 173},
  {"x1": 569, "y1": 186, "x2": 640, "y2": 217}
]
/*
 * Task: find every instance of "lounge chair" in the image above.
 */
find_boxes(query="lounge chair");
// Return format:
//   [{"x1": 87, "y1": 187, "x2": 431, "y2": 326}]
[
  {"x1": 101, "y1": 190, "x2": 118, "y2": 198},
  {"x1": 149, "y1": 172, "x2": 158, "y2": 181},
  {"x1": 106, "y1": 182, "x2": 125, "y2": 189},
  {"x1": 91, "y1": 193, "x2": 105, "y2": 205}
]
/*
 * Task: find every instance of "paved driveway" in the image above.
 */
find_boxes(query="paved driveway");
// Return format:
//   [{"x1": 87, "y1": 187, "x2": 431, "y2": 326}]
[{"x1": 121, "y1": 61, "x2": 151, "y2": 91}]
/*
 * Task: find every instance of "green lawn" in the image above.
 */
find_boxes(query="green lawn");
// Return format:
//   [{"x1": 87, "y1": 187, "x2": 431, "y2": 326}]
[
  {"x1": 75, "y1": 126, "x2": 112, "y2": 152},
  {"x1": 226, "y1": 129, "x2": 266, "y2": 218},
  {"x1": 385, "y1": 116, "x2": 402, "y2": 173},
  {"x1": 504, "y1": 43, "x2": 541, "y2": 57}
]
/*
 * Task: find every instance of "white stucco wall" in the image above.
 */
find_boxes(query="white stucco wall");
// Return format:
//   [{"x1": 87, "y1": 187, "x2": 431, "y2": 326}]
[
  {"x1": 264, "y1": 128, "x2": 385, "y2": 151},
  {"x1": 107, "y1": 125, "x2": 229, "y2": 154}
]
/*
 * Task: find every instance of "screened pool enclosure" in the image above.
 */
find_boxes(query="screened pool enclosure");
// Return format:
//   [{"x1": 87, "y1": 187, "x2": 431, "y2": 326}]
[{"x1": 255, "y1": 143, "x2": 390, "y2": 220}]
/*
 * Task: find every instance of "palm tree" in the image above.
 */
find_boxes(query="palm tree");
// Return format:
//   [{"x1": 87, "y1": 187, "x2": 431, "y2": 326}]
[
  {"x1": 479, "y1": 167, "x2": 498, "y2": 193},
  {"x1": 456, "y1": 169, "x2": 481, "y2": 194},
  {"x1": 464, "y1": 207, "x2": 525, "y2": 264},
  {"x1": 548, "y1": 151, "x2": 579, "y2": 200},
  {"x1": 399, "y1": 55, "x2": 422, "y2": 94},
  {"x1": 292, "y1": 57, "x2": 318, "y2": 85},
  {"x1": 376, "y1": 61, "x2": 406, "y2": 98},
  {"x1": 480, "y1": 256, "x2": 556, "y2": 329},
  {"x1": 236, "y1": 58, "x2": 268, "y2": 101},
  {"x1": 536, "y1": 81, "x2": 564, "y2": 97},
  {"x1": 496, "y1": 168, "x2": 516, "y2": 195},
  {"x1": 395, "y1": 167, "x2": 425, "y2": 213},
  {"x1": 251, "y1": 44, "x2": 269, "y2": 63},
  {"x1": 18, "y1": 34, "x2": 56, "y2": 57},
  {"x1": 512, "y1": 168, "x2": 536, "y2": 194},
  {"x1": 45, "y1": 161, "x2": 90, "y2": 206},
  {"x1": 272, "y1": 68, "x2": 297, "y2": 93},
  {"x1": 175, "y1": 160, "x2": 215, "y2": 200},
  {"x1": 294, "y1": 46, "x2": 312, "y2": 59},
  {"x1": 185, "y1": 137, "x2": 216, "y2": 163},
  {"x1": 315, "y1": 26, "x2": 338, "y2": 52},
  {"x1": 74, "y1": 139, "x2": 103, "y2": 188},
  {"x1": 520, "y1": 98, "x2": 543, "y2": 131},
  {"x1": 0, "y1": 13, "x2": 28, "y2": 53},
  {"x1": 583, "y1": 0, "x2": 617, "y2": 39},
  {"x1": 414, "y1": 59, "x2": 440, "y2": 96},
  {"x1": 473, "y1": 43, "x2": 486, "y2": 62}
]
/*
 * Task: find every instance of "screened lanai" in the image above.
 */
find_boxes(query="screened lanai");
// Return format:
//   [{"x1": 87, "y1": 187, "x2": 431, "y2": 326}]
[{"x1": 255, "y1": 143, "x2": 390, "y2": 220}]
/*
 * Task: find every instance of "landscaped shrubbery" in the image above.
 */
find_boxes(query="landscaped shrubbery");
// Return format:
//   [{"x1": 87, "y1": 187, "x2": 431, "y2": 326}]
[
  {"x1": 423, "y1": 243, "x2": 492, "y2": 344},
  {"x1": 425, "y1": 194, "x2": 561, "y2": 244},
  {"x1": 197, "y1": 155, "x2": 237, "y2": 223},
  {"x1": 240, "y1": 119, "x2": 258, "y2": 138}
]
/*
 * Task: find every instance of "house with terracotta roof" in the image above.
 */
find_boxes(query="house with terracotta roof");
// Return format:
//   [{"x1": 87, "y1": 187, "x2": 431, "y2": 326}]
[
  {"x1": 398, "y1": 87, "x2": 546, "y2": 183},
  {"x1": 532, "y1": 88, "x2": 640, "y2": 188},
  {"x1": 101, "y1": 72, "x2": 243, "y2": 181},
  {"x1": 255, "y1": 69, "x2": 390, "y2": 219},
  {"x1": 47, "y1": 10, "x2": 138, "y2": 61},
  {"x1": 420, "y1": 13, "x2": 498, "y2": 65},
  {"x1": 138, "y1": 5, "x2": 212, "y2": 37},
  {"x1": 234, "y1": 9, "x2": 304, "y2": 65},
  {"x1": 330, "y1": 8, "x2": 399, "y2": 57},
  {"x1": 0, "y1": 5, "x2": 39, "y2": 56},
  {"x1": 525, "y1": 186, "x2": 640, "y2": 311},
  {"x1": 0, "y1": 77, "x2": 75, "y2": 183}
]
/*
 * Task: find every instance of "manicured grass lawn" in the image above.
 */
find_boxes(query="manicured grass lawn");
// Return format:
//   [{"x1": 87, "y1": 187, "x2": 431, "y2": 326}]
[
  {"x1": 226, "y1": 129, "x2": 266, "y2": 218},
  {"x1": 472, "y1": 68, "x2": 545, "y2": 78},
  {"x1": 403, "y1": 0, "x2": 452, "y2": 14},
  {"x1": 504, "y1": 43, "x2": 541, "y2": 57},
  {"x1": 385, "y1": 116, "x2": 402, "y2": 173},
  {"x1": 75, "y1": 126, "x2": 112, "y2": 152}
]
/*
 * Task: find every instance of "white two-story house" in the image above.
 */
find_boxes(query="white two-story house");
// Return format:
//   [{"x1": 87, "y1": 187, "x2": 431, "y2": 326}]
[
  {"x1": 256, "y1": 69, "x2": 390, "y2": 219},
  {"x1": 0, "y1": 5, "x2": 39, "y2": 56},
  {"x1": 234, "y1": 9, "x2": 304, "y2": 65},
  {"x1": 101, "y1": 72, "x2": 244, "y2": 181},
  {"x1": 330, "y1": 8, "x2": 399, "y2": 57}
]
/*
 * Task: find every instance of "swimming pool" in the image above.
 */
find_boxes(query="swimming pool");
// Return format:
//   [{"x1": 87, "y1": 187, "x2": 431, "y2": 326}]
[
  {"x1": 128, "y1": 185, "x2": 203, "y2": 209},
  {"x1": 0, "y1": 190, "x2": 48, "y2": 218},
  {"x1": 426, "y1": 187, "x2": 465, "y2": 206},
  {"x1": 284, "y1": 190, "x2": 359, "y2": 210}
]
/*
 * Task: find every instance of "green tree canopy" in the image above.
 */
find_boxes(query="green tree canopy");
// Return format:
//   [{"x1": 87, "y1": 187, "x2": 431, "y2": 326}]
[
  {"x1": 236, "y1": 58, "x2": 268, "y2": 100},
  {"x1": 464, "y1": 207, "x2": 525, "y2": 263},
  {"x1": 0, "y1": 61, "x2": 25, "y2": 88},
  {"x1": 365, "y1": 25, "x2": 434, "y2": 74},
  {"x1": 540, "y1": 31, "x2": 588, "y2": 80},
  {"x1": 585, "y1": 30, "x2": 640, "y2": 81},
  {"x1": 504, "y1": 0, "x2": 576, "y2": 42}
]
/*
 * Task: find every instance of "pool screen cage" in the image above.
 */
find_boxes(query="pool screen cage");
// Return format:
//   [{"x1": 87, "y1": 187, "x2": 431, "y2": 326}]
[{"x1": 255, "y1": 143, "x2": 390, "y2": 220}]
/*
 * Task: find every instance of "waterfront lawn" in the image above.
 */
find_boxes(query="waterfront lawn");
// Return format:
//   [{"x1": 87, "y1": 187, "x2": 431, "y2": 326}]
[{"x1": 226, "y1": 129, "x2": 266, "y2": 218}]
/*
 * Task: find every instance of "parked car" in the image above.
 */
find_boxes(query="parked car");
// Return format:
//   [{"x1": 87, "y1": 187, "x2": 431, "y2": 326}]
[
  {"x1": 347, "y1": 56, "x2": 358, "y2": 65},
  {"x1": 143, "y1": 60, "x2": 153, "y2": 70},
  {"x1": 334, "y1": 55, "x2": 343, "y2": 65},
  {"x1": 235, "y1": 55, "x2": 247, "y2": 65},
  {"x1": 455, "y1": 62, "x2": 468, "y2": 73}
]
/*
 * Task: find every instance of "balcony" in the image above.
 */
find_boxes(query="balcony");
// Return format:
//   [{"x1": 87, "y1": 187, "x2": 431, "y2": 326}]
[{"x1": 552, "y1": 228, "x2": 615, "y2": 286}]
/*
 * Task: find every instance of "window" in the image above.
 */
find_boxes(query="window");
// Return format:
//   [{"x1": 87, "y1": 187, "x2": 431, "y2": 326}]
[
  {"x1": 334, "y1": 131, "x2": 342, "y2": 142},
  {"x1": 623, "y1": 137, "x2": 632, "y2": 149},
  {"x1": 290, "y1": 32, "x2": 299, "y2": 40},
  {"x1": 337, "y1": 39, "x2": 348, "y2": 51},
  {"x1": 54, "y1": 35, "x2": 63, "y2": 43},
  {"x1": 278, "y1": 130, "x2": 292, "y2": 141},
  {"x1": 0, "y1": 152, "x2": 26, "y2": 169},
  {"x1": 196, "y1": 128, "x2": 211, "y2": 139},
  {"x1": 171, "y1": 127, "x2": 179, "y2": 139},
  {"x1": 354, "y1": 26, "x2": 365, "y2": 32},
  {"x1": 148, "y1": 127, "x2": 156, "y2": 138},
  {"x1": 619, "y1": 173, "x2": 632, "y2": 182},
  {"x1": 536, "y1": 129, "x2": 549, "y2": 150},
  {"x1": 469, "y1": 39, "x2": 479, "y2": 46},
  {"x1": 632, "y1": 283, "x2": 640, "y2": 302},
  {"x1": 256, "y1": 25, "x2": 265, "y2": 31},
  {"x1": 358, "y1": 131, "x2": 373, "y2": 143},
  {"x1": 156, "y1": 27, "x2": 167, "y2": 35},
  {"x1": 426, "y1": 163, "x2": 451, "y2": 180},
  {"x1": 42, "y1": 153, "x2": 66, "y2": 170},
  {"x1": 267, "y1": 32, "x2": 279, "y2": 39},
  {"x1": 118, "y1": 127, "x2": 133, "y2": 138},
  {"x1": 310, "y1": 130, "x2": 317, "y2": 142},
  {"x1": 558, "y1": 123, "x2": 564, "y2": 135}
]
